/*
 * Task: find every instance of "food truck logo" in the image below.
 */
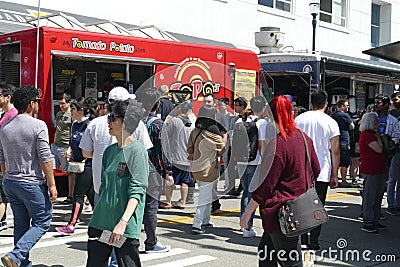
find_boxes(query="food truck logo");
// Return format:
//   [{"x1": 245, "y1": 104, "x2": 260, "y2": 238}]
[
  {"x1": 71, "y1": 38, "x2": 135, "y2": 54},
  {"x1": 170, "y1": 57, "x2": 221, "y2": 100},
  {"x1": 72, "y1": 38, "x2": 106, "y2": 51}
]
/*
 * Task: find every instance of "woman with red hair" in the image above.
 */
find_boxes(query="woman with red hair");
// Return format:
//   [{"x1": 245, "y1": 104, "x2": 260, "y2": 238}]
[{"x1": 240, "y1": 95, "x2": 320, "y2": 267}]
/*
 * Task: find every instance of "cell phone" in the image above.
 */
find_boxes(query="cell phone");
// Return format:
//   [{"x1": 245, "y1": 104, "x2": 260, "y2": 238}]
[
  {"x1": 98, "y1": 230, "x2": 126, "y2": 248},
  {"x1": 116, "y1": 162, "x2": 130, "y2": 177}
]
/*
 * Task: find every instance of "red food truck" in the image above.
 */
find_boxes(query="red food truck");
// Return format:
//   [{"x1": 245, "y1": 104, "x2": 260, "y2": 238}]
[{"x1": 0, "y1": 26, "x2": 269, "y2": 191}]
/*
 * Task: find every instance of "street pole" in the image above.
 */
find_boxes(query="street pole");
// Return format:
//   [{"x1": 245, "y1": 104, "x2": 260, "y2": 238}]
[
  {"x1": 35, "y1": 0, "x2": 41, "y2": 89},
  {"x1": 312, "y1": 13, "x2": 317, "y2": 54}
]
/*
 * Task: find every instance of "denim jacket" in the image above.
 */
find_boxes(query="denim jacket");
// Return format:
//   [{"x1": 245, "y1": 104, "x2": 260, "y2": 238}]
[{"x1": 384, "y1": 113, "x2": 400, "y2": 143}]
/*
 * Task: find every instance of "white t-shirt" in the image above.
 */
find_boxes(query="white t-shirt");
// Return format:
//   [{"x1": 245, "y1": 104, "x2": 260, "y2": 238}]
[
  {"x1": 79, "y1": 115, "x2": 153, "y2": 193},
  {"x1": 295, "y1": 110, "x2": 340, "y2": 183},
  {"x1": 236, "y1": 115, "x2": 267, "y2": 166}
]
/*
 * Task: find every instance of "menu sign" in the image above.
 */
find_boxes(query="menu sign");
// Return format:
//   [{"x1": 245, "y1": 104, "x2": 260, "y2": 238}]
[{"x1": 234, "y1": 69, "x2": 257, "y2": 103}]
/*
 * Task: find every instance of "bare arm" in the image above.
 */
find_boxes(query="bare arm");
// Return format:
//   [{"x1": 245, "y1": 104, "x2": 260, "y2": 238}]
[
  {"x1": 368, "y1": 133, "x2": 383, "y2": 153},
  {"x1": 222, "y1": 132, "x2": 227, "y2": 145},
  {"x1": 330, "y1": 135, "x2": 340, "y2": 189},
  {"x1": 240, "y1": 198, "x2": 259, "y2": 229},
  {"x1": 349, "y1": 122, "x2": 355, "y2": 130},
  {"x1": 258, "y1": 140, "x2": 263, "y2": 157},
  {"x1": 109, "y1": 198, "x2": 139, "y2": 244},
  {"x1": 82, "y1": 150, "x2": 93, "y2": 158},
  {"x1": 0, "y1": 163, "x2": 4, "y2": 177},
  {"x1": 40, "y1": 161, "x2": 58, "y2": 201}
]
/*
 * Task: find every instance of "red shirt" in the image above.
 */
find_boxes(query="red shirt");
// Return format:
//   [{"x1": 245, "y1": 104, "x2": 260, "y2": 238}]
[
  {"x1": 252, "y1": 130, "x2": 321, "y2": 233},
  {"x1": 359, "y1": 131, "x2": 387, "y2": 175}
]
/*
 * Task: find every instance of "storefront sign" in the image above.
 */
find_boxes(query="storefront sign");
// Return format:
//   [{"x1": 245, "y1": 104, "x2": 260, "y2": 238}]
[
  {"x1": 170, "y1": 57, "x2": 221, "y2": 100},
  {"x1": 71, "y1": 37, "x2": 135, "y2": 54},
  {"x1": 234, "y1": 69, "x2": 256, "y2": 102},
  {"x1": 111, "y1": 72, "x2": 124, "y2": 79},
  {"x1": 61, "y1": 69, "x2": 75, "y2": 75},
  {"x1": 72, "y1": 38, "x2": 107, "y2": 51}
]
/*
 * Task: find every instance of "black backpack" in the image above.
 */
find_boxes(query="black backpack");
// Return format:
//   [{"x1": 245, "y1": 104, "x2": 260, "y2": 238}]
[{"x1": 231, "y1": 116, "x2": 259, "y2": 162}]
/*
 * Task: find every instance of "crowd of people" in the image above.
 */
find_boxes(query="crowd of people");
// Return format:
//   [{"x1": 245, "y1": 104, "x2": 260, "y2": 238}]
[{"x1": 0, "y1": 82, "x2": 399, "y2": 267}]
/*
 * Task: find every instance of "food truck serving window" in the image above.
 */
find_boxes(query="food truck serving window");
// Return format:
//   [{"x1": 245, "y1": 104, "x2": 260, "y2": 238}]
[
  {"x1": 0, "y1": 44, "x2": 20, "y2": 87},
  {"x1": 52, "y1": 57, "x2": 153, "y2": 102}
]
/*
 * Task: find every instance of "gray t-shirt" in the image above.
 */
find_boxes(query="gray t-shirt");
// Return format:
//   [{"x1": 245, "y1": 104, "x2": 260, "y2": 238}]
[
  {"x1": 161, "y1": 115, "x2": 194, "y2": 167},
  {"x1": 0, "y1": 114, "x2": 53, "y2": 184}
]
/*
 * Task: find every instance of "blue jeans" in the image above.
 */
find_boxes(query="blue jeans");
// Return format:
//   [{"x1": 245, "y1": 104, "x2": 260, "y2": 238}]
[
  {"x1": 388, "y1": 151, "x2": 400, "y2": 209},
  {"x1": 238, "y1": 164, "x2": 259, "y2": 230},
  {"x1": 3, "y1": 179, "x2": 52, "y2": 267},
  {"x1": 94, "y1": 193, "x2": 118, "y2": 267}
]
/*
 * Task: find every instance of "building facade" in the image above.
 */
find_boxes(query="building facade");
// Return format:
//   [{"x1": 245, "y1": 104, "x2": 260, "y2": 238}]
[
  {"x1": 1, "y1": 0, "x2": 400, "y2": 111},
  {"x1": 3, "y1": 0, "x2": 400, "y2": 59}
]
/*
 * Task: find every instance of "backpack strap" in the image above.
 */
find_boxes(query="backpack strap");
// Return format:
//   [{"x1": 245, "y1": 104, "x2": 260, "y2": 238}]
[{"x1": 145, "y1": 116, "x2": 159, "y2": 128}]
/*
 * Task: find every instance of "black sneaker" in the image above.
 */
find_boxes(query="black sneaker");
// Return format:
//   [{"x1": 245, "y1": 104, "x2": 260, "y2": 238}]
[
  {"x1": 192, "y1": 227, "x2": 205, "y2": 234},
  {"x1": 374, "y1": 223, "x2": 387, "y2": 230},
  {"x1": 222, "y1": 189, "x2": 241, "y2": 199},
  {"x1": 361, "y1": 226, "x2": 379, "y2": 233},
  {"x1": 386, "y1": 208, "x2": 400, "y2": 216},
  {"x1": 201, "y1": 222, "x2": 214, "y2": 228},
  {"x1": 211, "y1": 207, "x2": 221, "y2": 215},
  {"x1": 186, "y1": 198, "x2": 194, "y2": 205},
  {"x1": 0, "y1": 221, "x2": 7, "y2": 231}
]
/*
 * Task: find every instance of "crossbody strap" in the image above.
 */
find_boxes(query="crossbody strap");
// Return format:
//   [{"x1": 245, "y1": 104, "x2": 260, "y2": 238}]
[
  {"x1": 193, "y1": 129, "x2": 203, "y2": 144},
  {"x1": 299, "y1": 130, "x2": 315, "y2": 189}
]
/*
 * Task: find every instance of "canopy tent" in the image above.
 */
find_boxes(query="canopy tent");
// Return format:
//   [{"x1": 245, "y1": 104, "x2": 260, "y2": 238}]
[{"x1": 363, "y1": 41, "x2": 400, "y2": 65}]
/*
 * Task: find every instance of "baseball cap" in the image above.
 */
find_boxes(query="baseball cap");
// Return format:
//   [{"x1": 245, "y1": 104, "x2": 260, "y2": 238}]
[{"x1": 108, "y1": 86, "x2": 136, "y2": 101}]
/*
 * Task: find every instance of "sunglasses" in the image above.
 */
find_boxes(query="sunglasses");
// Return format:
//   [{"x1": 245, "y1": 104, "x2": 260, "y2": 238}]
[
  {"x1": 107, "y1": 113, "x2": 123, "y2": 123},
  {"x1": 32, "y1": 98, "x2": 41, "y2": 104}
]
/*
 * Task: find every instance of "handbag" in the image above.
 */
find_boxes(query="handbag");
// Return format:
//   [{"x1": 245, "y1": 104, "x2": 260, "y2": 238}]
[
  {"x1": 381, "y1": 134, "x2": 395, "y2": 165},
  {"x1": 278, "y1": 131, "x2": 329, "y2": 238},
  {"x1": 67, "y1": 159, "x2": 86, "y2": 173}
]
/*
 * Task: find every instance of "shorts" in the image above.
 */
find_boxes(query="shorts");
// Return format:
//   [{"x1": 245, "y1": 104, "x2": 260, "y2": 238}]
[
  {"x1": 0, "y1": 177, "x2": 7, "y2": 203},
  {"x1": 51, "y1": 143, "x2": 69, "y2": 172},
  {"x1": 172, "y1": 165, "x2": 194, "y2": 186},
  {"x1": 339, "y1": 146, "x2": 351, "y2": 167}
]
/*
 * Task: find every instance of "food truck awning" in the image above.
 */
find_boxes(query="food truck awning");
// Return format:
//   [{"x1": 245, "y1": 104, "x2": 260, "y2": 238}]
[
  {"x1": 0, "y1": 1, "x2": 234, "y2": 47},
  {"x1": 321, "y1": 51, "x2": 400, "y2": 73},
  {"x1": 27, "y1": 12, "x2": 88, "y2": 31},
  {"x1": 51, "y1": 50, "x2": 178, "y2": 66},
  {"x1": 363, "y1": 41, "x2": 400, "y2": 65},
  {"x1": 324, "y1": 70, "x2": 400, "y2": 84}
]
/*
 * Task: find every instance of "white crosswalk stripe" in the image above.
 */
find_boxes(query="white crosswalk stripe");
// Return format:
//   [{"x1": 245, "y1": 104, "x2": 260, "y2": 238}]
[
  {"x1": 0, "y1": 231, "x2": 217, "y2": 266},
  {"x1": 141, "y1": 248, "x2": 191, "y2": 261},
  {"x1": 0, "y1": 228, "x2": 87, "y2": 246},
  {"x1": 146, "y1": 255, "x2": 218, "y2": 267}
]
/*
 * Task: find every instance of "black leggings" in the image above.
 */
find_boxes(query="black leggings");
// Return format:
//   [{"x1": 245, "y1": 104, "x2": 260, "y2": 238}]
[
  {"x1": 87, "y1": 227, "x2": 141, "y2": 267},
  {"x1": 258, "y1": 229, "x2": 302, "y2": 267},
  {"x1": 69, "y1": 166, "x2": 94, "y2": 226}
]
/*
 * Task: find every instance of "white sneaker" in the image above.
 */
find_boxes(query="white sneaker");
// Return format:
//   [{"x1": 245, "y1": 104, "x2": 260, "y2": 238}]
[
  {"x1": 243, "y1": 228, "x2": 257, "y2": 238},
  {"x1": 83, "y1": 203, "x2": 92, "y2": 212}
]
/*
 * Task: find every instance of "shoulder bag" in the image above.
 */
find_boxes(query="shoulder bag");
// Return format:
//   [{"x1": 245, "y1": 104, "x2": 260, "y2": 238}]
[
  {"x1": 68, "y1": 158, "x2": 86, "y2": 173},
  {"x1": 278, "y1": 131, "x2": 329, "y2": 238}
]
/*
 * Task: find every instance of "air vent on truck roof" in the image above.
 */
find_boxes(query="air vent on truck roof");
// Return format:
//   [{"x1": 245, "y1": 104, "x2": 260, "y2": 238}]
[{"x1": 255, "y1": 27, "x2": 285, "y2": 54}]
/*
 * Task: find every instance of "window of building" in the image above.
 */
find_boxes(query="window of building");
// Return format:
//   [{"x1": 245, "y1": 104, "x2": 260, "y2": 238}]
[
  {"x1": 320, "y1": 0, "x2": 347, "y2": 27},
  {"x1": 371, "y1": 3, "x2": 380, "y2": 49},
  {"x1": 258, "y1": 0, "x2": 292, "y2": 13}
]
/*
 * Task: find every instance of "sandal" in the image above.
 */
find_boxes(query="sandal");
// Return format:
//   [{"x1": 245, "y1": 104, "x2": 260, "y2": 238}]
[
  {"x1": 172, "y1": 200, "x2": 185, "y2": 209},
  {"x1": 159, "y1": 202, "x2": 172, "y2": 209}
]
